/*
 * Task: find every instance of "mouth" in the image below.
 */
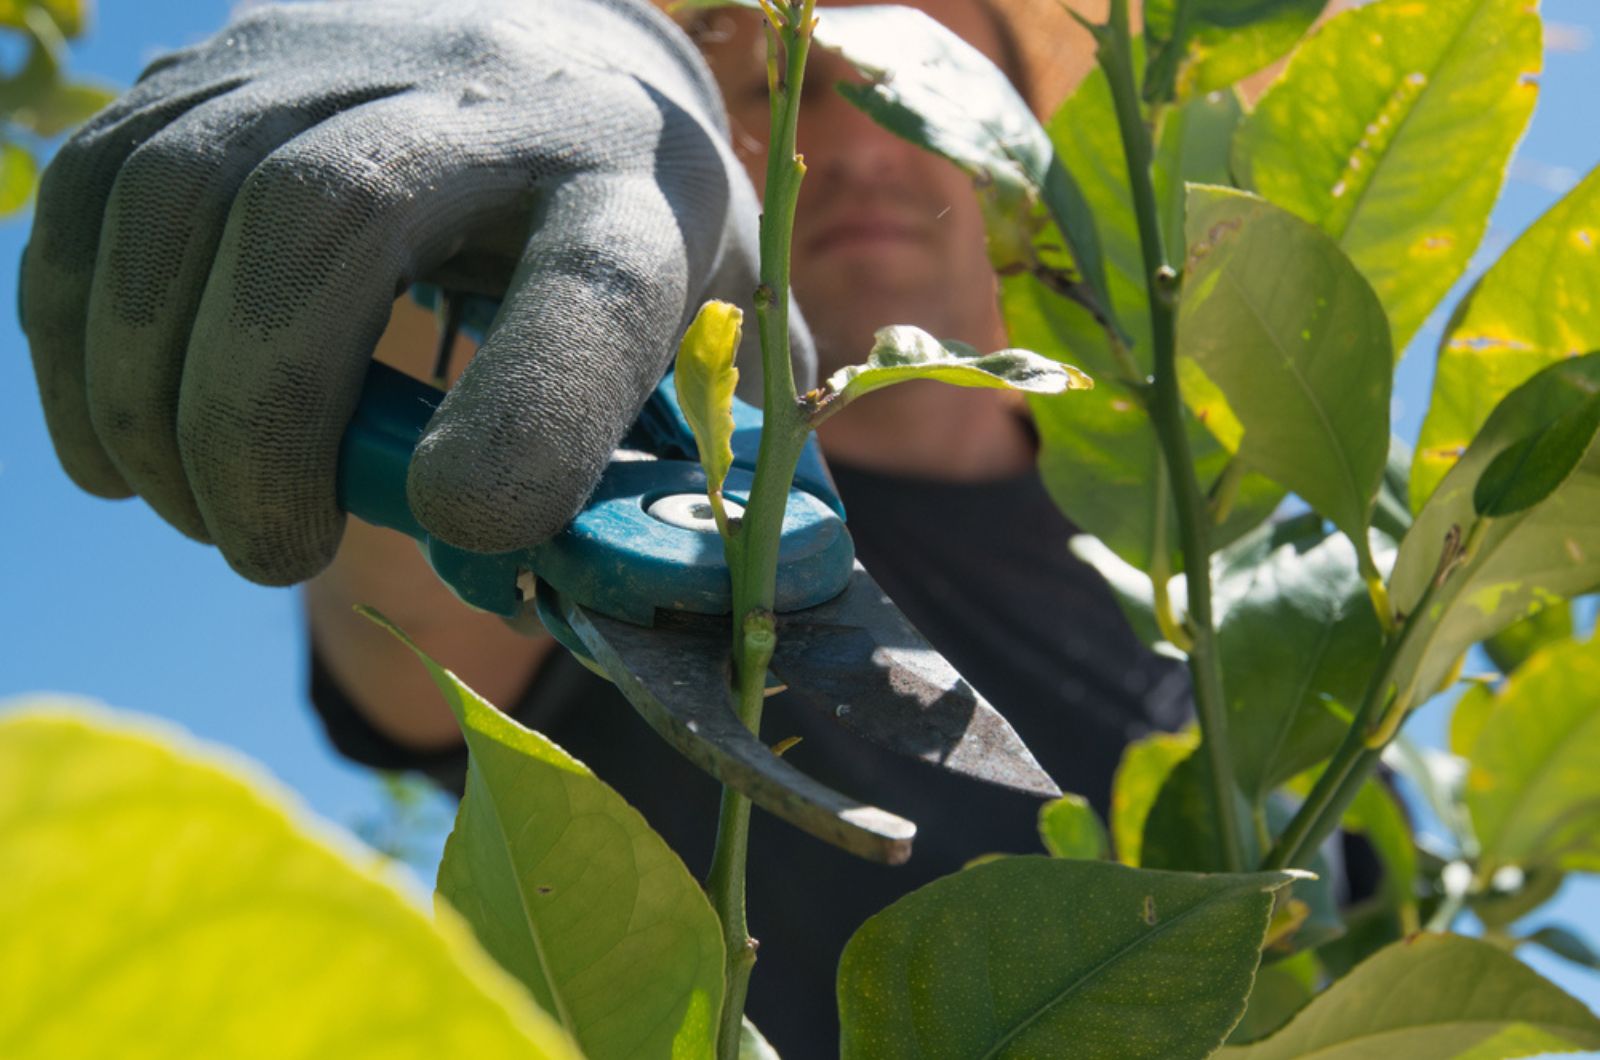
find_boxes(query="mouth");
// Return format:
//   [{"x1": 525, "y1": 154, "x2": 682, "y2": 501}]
[{"x1": 805, "y1": 218, "x2": 927, "y2": 257}]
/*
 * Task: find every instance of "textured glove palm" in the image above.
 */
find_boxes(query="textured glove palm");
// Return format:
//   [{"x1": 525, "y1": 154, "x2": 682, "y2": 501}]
[{"x1": 22, "y1": 0, "x2": 804, "y2": 584}]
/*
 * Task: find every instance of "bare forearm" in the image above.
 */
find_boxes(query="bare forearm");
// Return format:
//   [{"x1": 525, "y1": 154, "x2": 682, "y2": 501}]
[{"x1": 304, "y1": 296, "x2": 554, "y2": 751}]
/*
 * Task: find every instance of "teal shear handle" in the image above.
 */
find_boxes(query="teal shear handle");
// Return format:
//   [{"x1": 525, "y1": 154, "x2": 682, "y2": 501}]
[{"x1": 336, "y1": 361, "x2": 854, "y2": 624}]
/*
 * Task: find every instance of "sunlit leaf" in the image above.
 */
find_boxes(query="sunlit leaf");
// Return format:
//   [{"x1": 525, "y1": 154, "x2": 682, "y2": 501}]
[
  {"x1": 1038, "y1": 793, "x2": 1110, "y2": 859},
  {"x1": 1234, "y1": 0, "x2": 1541, "y2": 351},
  {"x1": 1180, "y1": 186, "x2": 1392, "y2": 566},
  {"x1": 818, "y1": 325, "x2": 1089, "y2": 411},
  {"x1": 1389, "y1": 354, "x2": 1600, "y2": 705},
  {"x1": 1458, "y1": 635, "x2": 1600, "y2": 876},
  {"x1": 364, "y1": 611, "x2": 726, "y2": 1060},
  {"x1": 1154, "y1": 88, "x2": 1242, "y2": 260},
  {"x1": 1413, "y1": 164, "x2": 1600, "y2": 507},
  {"x1": 1110, "y1": 728, "x2": 1199, "y2": 865},
  {"x1": 1015, "y1": 63, "x2": 1281, "y2": 573},
  {"x1": 0, "y1": 699, "x2": 579, "y2": 1060},
  {"x1": 1212, "y1": 520, "x2": 1385, "y2": 800},
  {"x1": 1146, "y1": 0, "x2": 1323, "y2": 99},
  {"x1": 837, "y1": 857, "x2": 1299, "y2": 1060},
  {"x1": 812, "y1": 4, "x2": 1114, "y2": 324},
  {"x1": 1220, "y1": 934, "x2": 1600, "y2": 1058},
  {"x1": 0, "y1": 142, "x2": 38, "y2": 215},
  {"x1": 0, "y1": 0, "x2": 85, "y2": 37}
]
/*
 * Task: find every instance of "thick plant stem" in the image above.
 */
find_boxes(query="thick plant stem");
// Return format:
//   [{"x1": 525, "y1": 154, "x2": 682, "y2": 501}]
[
  {"x1": 1099, "y1": 0, "x2": 1246, "y2": 873},
  {"x1": 704, "y1": 3, "x2": 818, "y2": 1056}
]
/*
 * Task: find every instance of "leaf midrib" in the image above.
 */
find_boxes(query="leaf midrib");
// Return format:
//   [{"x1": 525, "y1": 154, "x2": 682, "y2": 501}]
[
  {"x1": 977, "y1": 883, "x2": 1267, "y2": 1058},
  {"x1": 1215, "y1": 260, "x2": 1368, "y2": 533}
]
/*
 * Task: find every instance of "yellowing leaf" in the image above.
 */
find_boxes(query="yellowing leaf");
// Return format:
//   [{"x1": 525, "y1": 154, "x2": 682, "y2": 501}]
[
  {"x1": 1414, "y1": 164, "x2": 1600, "y2": 508},
  {"x1": 676, "y1": 300, "x2": 742, "y2": 531},
  {"x1": 0, "y1": 698, "x2": 579, "y2": 1060},
  {"x1": 1235, "y1": 0, "x2": 1541, "y2": 352}
]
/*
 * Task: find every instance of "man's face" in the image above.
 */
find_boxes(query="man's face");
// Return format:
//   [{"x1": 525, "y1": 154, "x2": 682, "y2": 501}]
[{"x1": 697, "y1": 0, "x2": 1011, "y2": 373}]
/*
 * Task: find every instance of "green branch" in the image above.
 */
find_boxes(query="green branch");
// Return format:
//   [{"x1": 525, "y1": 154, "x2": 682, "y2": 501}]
[
  {"x1": 1098, "y1": 0, "x2": 1247, "y2": 873},
  {"x1": 704, "y1": 2, "x2": 818, "y2": 1055}
]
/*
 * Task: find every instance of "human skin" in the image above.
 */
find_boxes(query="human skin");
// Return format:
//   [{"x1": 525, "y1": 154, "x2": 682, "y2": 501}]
[{"x1": 307, "y1": 0, "x2": 1044, "y2": 749}]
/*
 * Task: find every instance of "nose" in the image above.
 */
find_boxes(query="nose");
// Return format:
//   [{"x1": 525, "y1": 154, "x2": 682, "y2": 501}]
[{"x1": 797, "y1": 52, "x2": 922, "y2": 184}]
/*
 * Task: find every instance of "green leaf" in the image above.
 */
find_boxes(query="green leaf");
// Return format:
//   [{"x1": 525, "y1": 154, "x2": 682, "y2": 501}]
[
  {"x1": 1180, "y1": 185, "x2": 1392, "y2": 564},
  {"x1": 1220, "y1": 933, "x2": 1600, "y2": 1059},
  {"x1": 1213, "y1": 521, "x2": 1386, "y2": 800},
  {"x1": 1525, "y1": 926, "x2": 1600, "y2": 973},
  {"x1": 0, "y1": 0, "x2": 85, "y2": 37},
  {"x1": 1111, "y1": 728, "x2": 1199, "y2": 865},
  {"x1": 0, "y1": 699, "x2": 580, "y2": 1060},
  {"x1": 13, "y1": 77, "x2": 113, "y2": 137},
  {"x1": 0, "y1": 142, "x2": 38, "y2": 215},
  {"x1": 1233, "y1": 0, "x2": 1541, "y2": 351},
  {"x1": 739, "y1": 1017, "x2": 782, "y2": 1059},
  {"x1": 818, "y1": 325, "x2": 1090, "y2": 410},
  {"x1": 1413, "y1": 164, "x2": 1600, "y2": 508},
  {"x1": 1229, "y1": 950, "x2": 1316, "y2": 1045},
  {"x1": 1483, "y1": 602, "x2": 1575, "y2": 675},
  {"x1": 812, "y1": 4, "x2": 1115, "y2": 324},
  {"x1": 1015, "y1": 62, "x2": 1282, "y2": 573},
  {"x1": 1459, "y1": 635, "x2": 1600, "y2": 875},
  {"x1": 1146, "y1": 0, "x2": 1324, "y2": 99},
  {"x1": 837, "y1": 857, "x2": 1299, "y2": 1060},
  {"x1": 676, "y1": 299, "x2": 741, "y2": 531},
  {"x1": 1038, "y1": 793, "x2": 1111, "y2": 859},
  {"x1": 1449, "y1": 682, "x2": 1496, "y2": 760},
  {"x1": 364, "y1": 610, "x2": 725, "y2": 1060},
  {"x1": 1473, "y1": 389, "x2": 1600, "y2": 518},
  {"x1": 1154, "y1": 88, "x2": 1243, "y2": 261},
  {"x1": 1389, "y1": 354, "x2": 1600, "y2": 704}
]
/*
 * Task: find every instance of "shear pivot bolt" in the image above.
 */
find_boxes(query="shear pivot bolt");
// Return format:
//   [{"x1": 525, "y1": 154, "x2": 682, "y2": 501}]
[{"x1": 646, "y1": 493, "x2": 745, "y2": 532}]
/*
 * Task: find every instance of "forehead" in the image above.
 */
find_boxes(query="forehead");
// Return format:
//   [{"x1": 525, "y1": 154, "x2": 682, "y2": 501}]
[{"x1": 691, "y1": 0, "x2": 1008, "y2": 70}]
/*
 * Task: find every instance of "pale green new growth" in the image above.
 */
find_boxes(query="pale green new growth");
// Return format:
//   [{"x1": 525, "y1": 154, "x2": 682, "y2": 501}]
[
  {"x1": 1038, "y1": 793, "x2": 1111, "y2": 860},
  {"x1": 0, "y1": 700, "x2": 580, "y2": 1060},
  {"x1": 810, "y1": 325, "x2": 1089, "y2": 424},
  {"x1": 676, "y1": 299, "x2": 744, "y2": 538}
]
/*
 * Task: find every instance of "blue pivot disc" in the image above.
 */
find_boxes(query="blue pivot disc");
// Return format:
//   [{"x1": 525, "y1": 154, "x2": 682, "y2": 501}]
[{"x1": 529, "y1": 460, "x2": 854, "y2": 626}]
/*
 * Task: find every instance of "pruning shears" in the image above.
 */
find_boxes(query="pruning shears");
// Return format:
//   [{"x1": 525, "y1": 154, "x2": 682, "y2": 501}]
[{"x1": 337, "y1": 360, "x2": 1059, "y2": 864}]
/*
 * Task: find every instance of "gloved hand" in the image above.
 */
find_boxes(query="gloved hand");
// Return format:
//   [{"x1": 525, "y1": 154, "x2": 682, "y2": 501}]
[{"x1": 22, "y1": 0, "x2": 809, "y2": 585}]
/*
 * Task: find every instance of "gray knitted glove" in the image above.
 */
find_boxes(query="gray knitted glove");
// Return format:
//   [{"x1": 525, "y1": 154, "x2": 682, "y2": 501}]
[{"x1": 22, "y1": 0, "x2": 808, "y2": 585}]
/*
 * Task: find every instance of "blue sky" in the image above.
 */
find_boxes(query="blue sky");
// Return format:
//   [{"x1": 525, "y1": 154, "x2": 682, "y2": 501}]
[{"x1": 2, "y1": 0, "x2": 1597, "y2": 1021}]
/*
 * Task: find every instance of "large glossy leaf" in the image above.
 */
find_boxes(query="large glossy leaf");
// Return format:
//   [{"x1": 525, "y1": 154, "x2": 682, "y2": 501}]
[
  {"x1": 1389, "y1": 354, "x2": 1600, "y2": 706},
  {"x1": 1015, "y1": 63, "x2": 1281, "y2": 573},
  {"x1": 1414, "y1": 164, "x2": 1600, "y2": 507},
  {"x1": 1233, "y1": 0, "x2": 1541, "y2": 351},
  {"x1": 1229, "y1": 951, "x2": 1316, "y2": 1045},
  {"x1": 1220, "y1": 933, "x2": 1600, "y2": 1058},
  {"x1": 1213, "y1": 521, "x2": 1384, "y2": 800},
  {"x1": 1473, "y1": 390, "x2": 1600, "y2": 517},
  {"x1": 837, "y1": 857, "x2": 1298, "y2": 1059},
  {"x1": 0, "y1": 700, "x2": 579, "y2": 1060},
  {"x1": 1457, "y1": 635, "x2": 1600, "y2": 876},
  {"x1": 1180, "y1": 186, "x2": 1392, "y2": 563},
  {"x1": 1110, "y1": 728, "x2": 1199, "y2": 866},
  {"x1": 1145, "y1": 0, "x2": 1324, "y2": 99},
  {"x1": 812, "y1": 4, "x2": 1113, "y2": 321},
  {"x1": 366, "y1": 612, "x2": 725, "y2": 1060}
]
